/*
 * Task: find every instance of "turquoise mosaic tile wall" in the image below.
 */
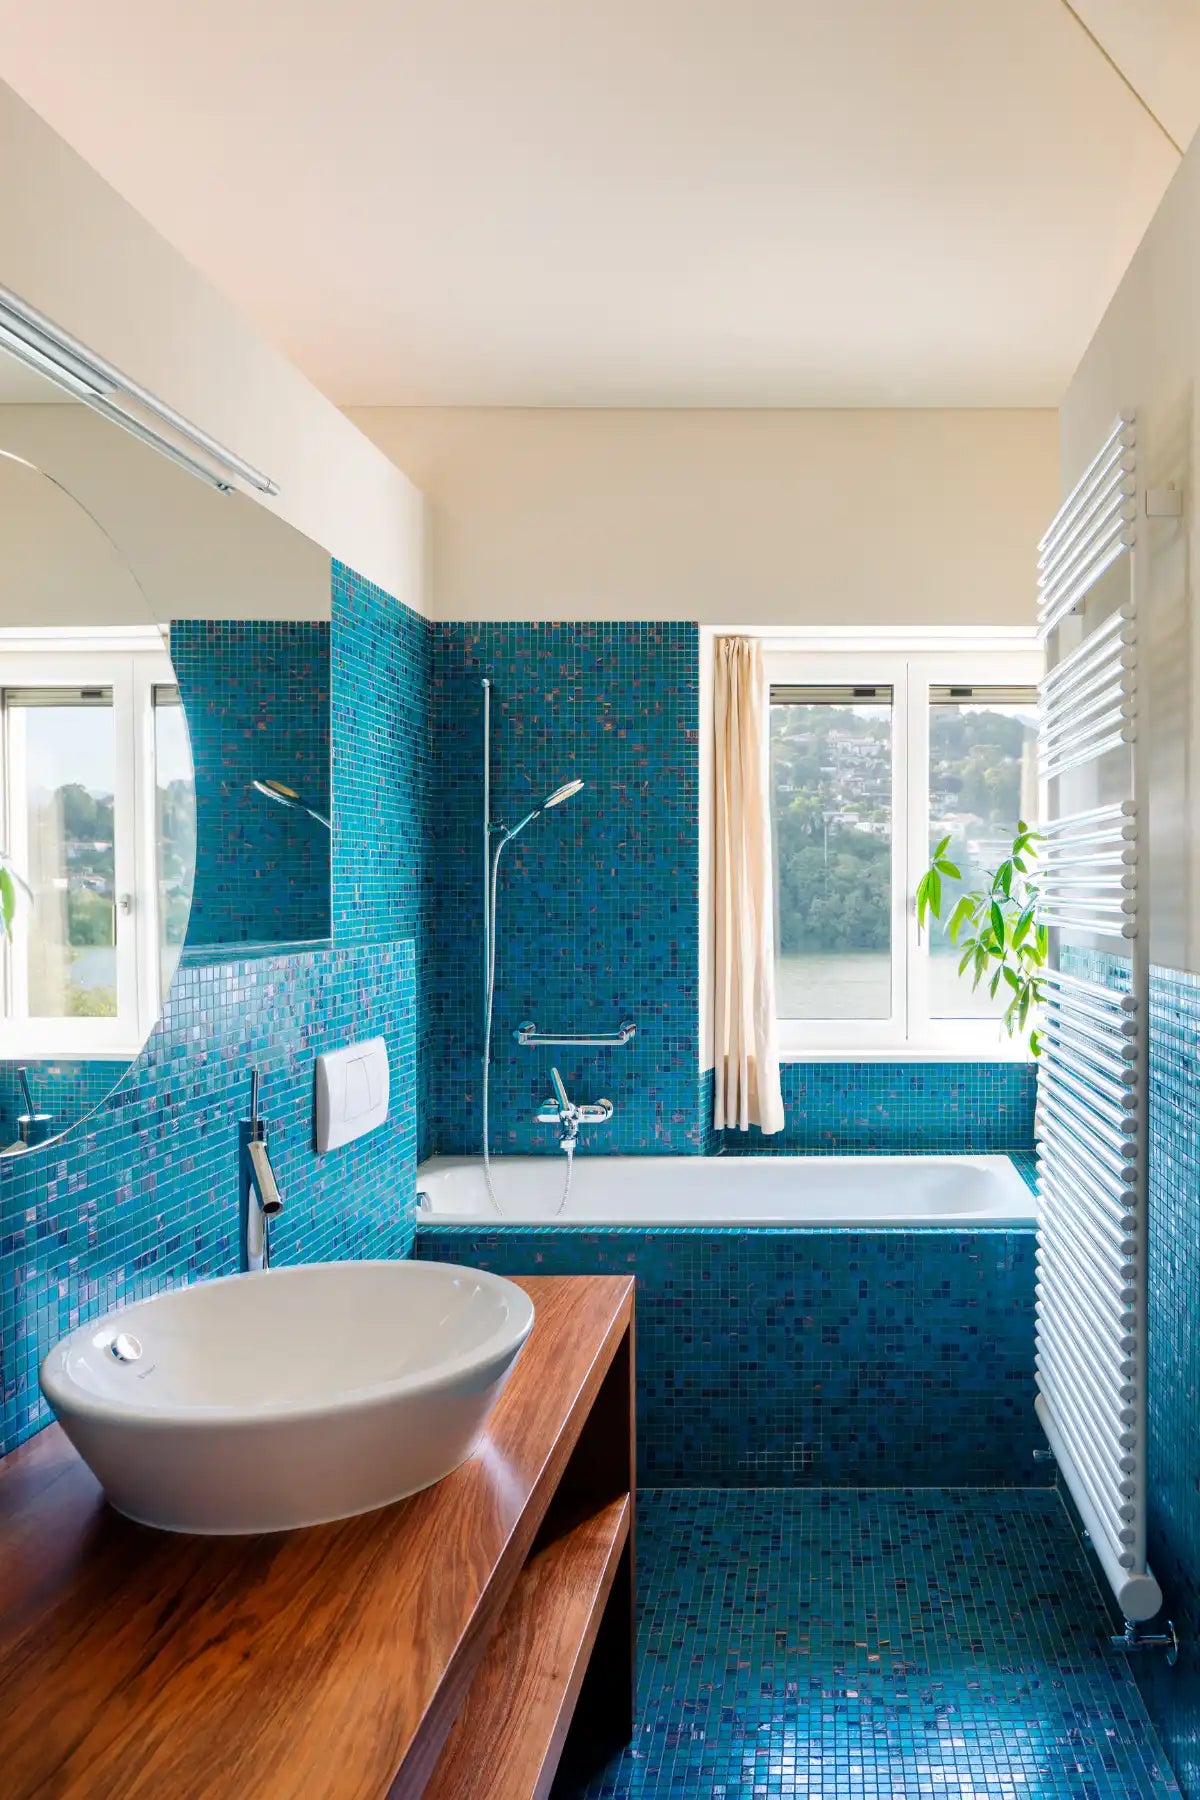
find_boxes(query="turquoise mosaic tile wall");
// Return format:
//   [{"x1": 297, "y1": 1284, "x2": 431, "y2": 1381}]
[
  {"x1": 418, "y1": 1218, "x2": 1043, "y2": 1487},
  {"x1": 720, "y1": 1060, "x2": 1037, "y2": 1153},
  {"x1": 1137, "y1": 964, "x2": 1200, "y2": 1794},
  {"x1": 330, "y1": 564, "x2": 431, "y2": 948},
  {"x1": 330, "y1": 562, "x2": 435, "y2": 1156},
  {"x1": 172, "y1": 619, "x2": 331, "y2": 945},
  {"x1": 0, "y1": 562, "x2": 431, "y2": 1461},
  {"x1": 426, "y1": 621, "x2": 701, "y2": 1156},
  {"x1": 0, "y1": 938, "x2": 416, "y2": 1456}
]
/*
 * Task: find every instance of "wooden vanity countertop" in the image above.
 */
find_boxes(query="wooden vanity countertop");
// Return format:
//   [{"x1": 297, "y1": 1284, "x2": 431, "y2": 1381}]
[{"x1": 0, "y1": 1272, "x2": 635, "y2": 1800}]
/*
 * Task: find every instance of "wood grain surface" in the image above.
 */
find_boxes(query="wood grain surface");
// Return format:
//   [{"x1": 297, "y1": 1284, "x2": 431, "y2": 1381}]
[
  {"x1": 423, "y1": 1495, "x2": 631, "y2": 1800},
  {"x1": 0, "y1": 1273, "x2": 634, "y2": 1800}
]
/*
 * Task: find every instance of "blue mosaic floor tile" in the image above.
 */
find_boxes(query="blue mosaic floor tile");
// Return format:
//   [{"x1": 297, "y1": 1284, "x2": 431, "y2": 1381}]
[{"x1": 562, "y1": 1489, "x2": 1178, "y2": 1799}]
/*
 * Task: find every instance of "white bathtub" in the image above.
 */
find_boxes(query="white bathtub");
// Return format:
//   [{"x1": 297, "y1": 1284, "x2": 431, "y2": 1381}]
[{"x1": 416, "y1": 1153, "x2": 1036, "y2": 1228}]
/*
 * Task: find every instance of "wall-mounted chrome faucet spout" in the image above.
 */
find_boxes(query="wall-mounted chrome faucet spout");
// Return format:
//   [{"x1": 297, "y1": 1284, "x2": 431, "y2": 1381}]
[
  {"x1": 240, "y1": 1067, "x2": 285, "y2": 1271},
  {"x1": 536, "y1": 1067, "x2": 614, "y2": 1153}
]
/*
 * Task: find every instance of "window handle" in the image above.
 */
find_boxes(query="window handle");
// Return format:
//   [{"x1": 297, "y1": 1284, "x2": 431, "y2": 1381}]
[{"x1": 117, "y1": 893, "x2": 133, "y2": 915}]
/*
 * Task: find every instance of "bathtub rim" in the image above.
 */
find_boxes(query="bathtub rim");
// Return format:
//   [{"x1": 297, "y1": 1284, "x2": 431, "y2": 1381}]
[{"x1": 415, "y1": 1150, "x2": 1038, "y2": 1232}]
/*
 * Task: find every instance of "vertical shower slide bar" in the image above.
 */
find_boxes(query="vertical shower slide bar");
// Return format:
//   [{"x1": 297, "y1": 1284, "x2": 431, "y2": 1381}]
[{"x1": 482, "y1": 675, "x2": 492, "y2": 1006}]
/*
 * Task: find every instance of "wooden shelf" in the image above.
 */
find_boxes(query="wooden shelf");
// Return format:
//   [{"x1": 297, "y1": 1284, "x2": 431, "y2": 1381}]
[
  {"x1": 0, "y1": 1274, "x2": 636, "y2": 1800},
  {"x1": 425, "y1": 1495, "x2": 631, "y2": 1800}
]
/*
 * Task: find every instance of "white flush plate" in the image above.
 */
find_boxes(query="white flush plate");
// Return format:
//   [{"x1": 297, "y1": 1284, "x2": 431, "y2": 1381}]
[{"x1": 315, "y1": 1036, "x2": 390, "y2": 1152}]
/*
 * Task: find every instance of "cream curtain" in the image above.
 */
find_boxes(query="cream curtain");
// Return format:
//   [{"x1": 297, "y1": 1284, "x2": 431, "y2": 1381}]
[{"x1": 712, "y1": 637, "x2": 785, "y2": 1135}]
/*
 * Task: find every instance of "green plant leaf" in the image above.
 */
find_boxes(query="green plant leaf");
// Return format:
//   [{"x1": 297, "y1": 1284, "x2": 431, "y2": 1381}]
[
  {"x1": 1002, "y1": 965, "x2": 1022, "y2": 993},
  {"x1": 990, "y1": 901, "x2": 1006, "y2": 946},
  {"x1": 1011, "y1": 906, "x2": 1033, "y2": 948},
  {"x1": 0, "y1": 867, "x2": 14, "y2": 939},
  {"x1": 1029, "y1": 1027, "x2": 1042, "y2": 1057},
  {"x1": 947, "y1": 895, "x2": 974, "y2": 944},
  {"x1": 935, "y1": 858, "x2": 961, "y2": 880},
  {"x1": 958, "y1": 945, "x2": 975, "y2": 976},
  {"x1": 989, "y1": 967, "x2": 1003, "y2": 999},
  {"x1": 933, "y1": 834, "x2": 951, "y2": 859}
]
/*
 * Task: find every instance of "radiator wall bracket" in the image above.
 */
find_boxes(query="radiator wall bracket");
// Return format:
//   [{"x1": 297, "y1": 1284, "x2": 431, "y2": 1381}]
[{"x1": 1111, "y1": 1619, "x2": 1179, "y2": 1667}]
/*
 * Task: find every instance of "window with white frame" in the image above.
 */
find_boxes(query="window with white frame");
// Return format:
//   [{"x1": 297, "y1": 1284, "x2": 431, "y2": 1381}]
[
  {"x1": 766, "y1": 633, "x2": 1041, "y2": 1057},
  {"x1": 0, "y1": 629, "x2": 193, "y2": 1058}
]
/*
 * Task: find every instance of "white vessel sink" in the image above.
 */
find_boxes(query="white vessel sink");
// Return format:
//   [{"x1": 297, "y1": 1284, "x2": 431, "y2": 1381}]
[{"x1": 39, "y1": 1260, "x2": 535, "y2": 1535}]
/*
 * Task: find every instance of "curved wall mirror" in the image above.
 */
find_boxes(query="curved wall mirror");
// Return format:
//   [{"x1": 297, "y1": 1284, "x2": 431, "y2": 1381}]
[{"x1": 0, "y1": 323, "x2": 331, "y2": 1154}]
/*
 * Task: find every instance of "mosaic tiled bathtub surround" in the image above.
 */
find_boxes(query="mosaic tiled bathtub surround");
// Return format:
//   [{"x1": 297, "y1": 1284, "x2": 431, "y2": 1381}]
[
  {"x1": 426, "y1": 621, "x2": 701, "y2": 1156},
  {"x1": 722, "y1": 1059, "x2": 1036, "y2": 1154},
  {"x1": 171, "y1": 619, "x2": 331, "y2": 945},
  {"x1": 418, "y1": 1222, "x2": 1043, "y2": 1487},
  {"x1": 0, "y1": 939, "x2": 416, "y2": 1455},
  {"x1": 563, "y1": 1488, "x2": 1178, "y2": 1800}
]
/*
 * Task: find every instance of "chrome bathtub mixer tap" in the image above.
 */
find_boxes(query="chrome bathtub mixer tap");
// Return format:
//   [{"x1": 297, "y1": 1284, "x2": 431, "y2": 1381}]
[{"x1": 535, "y1": 1067, "x2": 613, "y2": 1215}]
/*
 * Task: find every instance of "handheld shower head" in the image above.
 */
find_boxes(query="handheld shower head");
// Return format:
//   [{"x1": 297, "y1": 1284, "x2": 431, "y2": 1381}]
[
  {"x1": 503, "y1": 778, "x2": 585, "y2": 842},
  {"x1": 543, "y1": 779, "x2": 584, "y2": 809},
  {"x1": 252, "y1": 778, "x2": 331, "y2": 832}
]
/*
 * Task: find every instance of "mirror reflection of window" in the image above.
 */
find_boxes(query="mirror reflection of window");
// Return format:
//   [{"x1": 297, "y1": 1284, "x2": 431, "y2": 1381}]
[
  {"x1": 8, "y1": 686, "x2": 119, "y2": 1021},
  {"x1": 0, "y1": 632, "x2": 189, "y2": 1059},
  {"x1": 153, "y1": 684, "x2": 195, "y2": 1001}
]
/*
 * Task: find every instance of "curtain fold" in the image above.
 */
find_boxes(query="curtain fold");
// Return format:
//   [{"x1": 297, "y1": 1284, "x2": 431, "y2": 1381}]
[{"x1": 711, "y1": 637, "x2": 785, "y2": 1135}]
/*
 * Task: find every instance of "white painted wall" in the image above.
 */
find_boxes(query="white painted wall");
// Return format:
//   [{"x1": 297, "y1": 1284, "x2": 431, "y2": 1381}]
[
  {"x1": 0, "y1": 79, "x2": 424, "y2": 613},
  {"x1": 350, "y1": 407, "x2": 1057, "y2": 626},
  {"x1": 0, "y1": 404, "x2": 329, "y2": 624},
  {"x1": 1060, "y1": 134, "x2": 1200, "y2": 974}
]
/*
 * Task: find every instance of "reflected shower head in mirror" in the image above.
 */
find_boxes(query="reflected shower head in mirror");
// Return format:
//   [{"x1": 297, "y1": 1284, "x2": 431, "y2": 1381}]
[
  {"x1": 252, "y1": 778, "x2": 331, "y2": 832},
  {"x1": 504, "y1": 778, "x2": 585, "y2": 841}
]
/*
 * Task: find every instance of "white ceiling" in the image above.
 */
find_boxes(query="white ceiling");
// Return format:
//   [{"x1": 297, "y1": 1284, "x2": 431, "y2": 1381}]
[{"x1": 0, "y1": 1, "x2": 1194, "y2": 407}]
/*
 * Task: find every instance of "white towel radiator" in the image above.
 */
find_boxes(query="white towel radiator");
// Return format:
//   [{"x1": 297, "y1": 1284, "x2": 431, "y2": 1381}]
[{"x1": 1035, "y1": 413, "x2": 1162, "y2": 1624}]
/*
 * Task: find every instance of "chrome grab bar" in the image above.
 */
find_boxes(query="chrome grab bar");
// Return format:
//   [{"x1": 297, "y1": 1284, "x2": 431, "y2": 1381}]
[{"x1": 514, "y1": 1019, "x2": 636, "y2": 1047}]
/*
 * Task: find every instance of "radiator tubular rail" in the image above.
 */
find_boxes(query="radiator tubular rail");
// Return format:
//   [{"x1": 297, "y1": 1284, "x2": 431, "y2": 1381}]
[{"x1": 1034, "y1": 412, "x2": 1159, "y2": 1624}]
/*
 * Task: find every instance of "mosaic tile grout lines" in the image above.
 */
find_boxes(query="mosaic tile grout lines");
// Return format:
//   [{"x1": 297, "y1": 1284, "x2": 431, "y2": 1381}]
[
  {"x1": 560, "y1": 1487, "x2": 1180, "y2": 1800},
  {"x1": 172, "y1": 618, "x2": 331, "y2": 946}
]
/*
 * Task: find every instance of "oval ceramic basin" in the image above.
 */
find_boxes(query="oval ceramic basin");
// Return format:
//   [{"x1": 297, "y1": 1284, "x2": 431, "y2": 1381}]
[{"x1": 39, "y1": 1260, "x2": 535, "y2": 1535}]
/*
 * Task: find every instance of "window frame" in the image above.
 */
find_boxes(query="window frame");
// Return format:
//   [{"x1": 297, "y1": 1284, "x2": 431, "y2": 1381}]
[
  {"x1": 764, "y1": 629, "x2": 1042, "y2": 1062},
  {"x1": 0, "y1": 626, "x2": 177, "y2": 1060}
]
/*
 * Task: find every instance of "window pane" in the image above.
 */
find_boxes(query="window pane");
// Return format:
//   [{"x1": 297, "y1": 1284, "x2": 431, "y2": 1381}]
[
  {"x1": 154, "y1": 687, "x2": 194, "y2": 999},
  {"x1": 771, "y1": 688, "x2": 893, "y2": 1019},
  {"x1": 18, "y1": 696, "x2": 117, "y2": 1019},
  {"x1": 928, "y1": 690, "x2": 1038, "y2": 1020}
]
